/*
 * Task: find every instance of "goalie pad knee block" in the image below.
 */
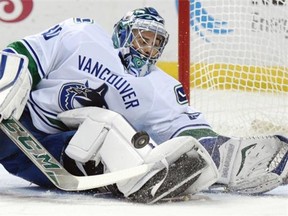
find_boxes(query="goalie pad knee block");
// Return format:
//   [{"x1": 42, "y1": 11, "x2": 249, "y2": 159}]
[{"x1": 64, "y1": 119, "x2": 108, "y2": 163}]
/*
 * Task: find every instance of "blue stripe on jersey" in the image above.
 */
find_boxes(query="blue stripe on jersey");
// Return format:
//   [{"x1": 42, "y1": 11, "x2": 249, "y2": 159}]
[
  {"x1": 22, "y1": 39, "x2": 46, "y2": 78},
  {"x1": 29, "y1": 92, "x2": 58, "y2": 117},
  {"x1": 169, "y1": 124, "x2": 212, "y2": 139},
  {"x1": 27, "y1": 100, "x2": 63, "y2": 132},
  {"x1": 28, "y1": 92, "x2": 63, "y2": 131}
]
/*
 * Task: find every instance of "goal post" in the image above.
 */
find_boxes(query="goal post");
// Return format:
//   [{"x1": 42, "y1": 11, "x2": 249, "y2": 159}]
[
  {"x1": 178, "y1": 0, "x2": 190, "y2": 102},
  {"x1": 178, "y1": 0, "x2": 288, "y2": 137}
]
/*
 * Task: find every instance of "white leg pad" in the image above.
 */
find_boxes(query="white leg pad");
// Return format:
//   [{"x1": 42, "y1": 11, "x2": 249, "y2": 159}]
[{"x1": 215, "y1": 135, "x2": 288, "y2": 194}]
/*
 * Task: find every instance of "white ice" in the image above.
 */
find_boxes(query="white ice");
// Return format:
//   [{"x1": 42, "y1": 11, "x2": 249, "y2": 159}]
[{"x1": 0, "y1": 165, "x2": 287, "y2": 216}]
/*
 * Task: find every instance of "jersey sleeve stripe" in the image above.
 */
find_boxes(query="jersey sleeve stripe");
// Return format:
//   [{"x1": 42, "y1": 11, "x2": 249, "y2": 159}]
[
  {"x1": 169, "y1": 124, "x2": 213, "y2": 139},
  {"x1": 27, "y1": 100, "x2": 68, "y2": 132},
  {"x1": 28, "y1": 93, "x2": 69, "y2": 131},
  {"x1": 22, "y1": 39, "x2": 46, "y2": 79},
  {"x1": 7, "y1": 41, "x2": 42, "y2": 89},
  {"x1": 29, "y1": 92, "x2": 58, "y2": 117}
]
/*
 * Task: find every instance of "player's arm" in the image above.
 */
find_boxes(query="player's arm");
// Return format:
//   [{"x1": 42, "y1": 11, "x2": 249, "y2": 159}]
[
  {"x1": 0, "y1": 19, "x2": 70, "y2": 113},
  {"x1": 5, "y1": 19, "x2": 72, "y2": 85},
  {"x1": 0, "y1": 18, "x2": 93, "y2": 121}
]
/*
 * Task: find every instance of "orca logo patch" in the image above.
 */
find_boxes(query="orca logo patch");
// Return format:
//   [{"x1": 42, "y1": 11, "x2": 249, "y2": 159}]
[{"x1": 59, "y1": 81, "x2": 108, "y2": 110}]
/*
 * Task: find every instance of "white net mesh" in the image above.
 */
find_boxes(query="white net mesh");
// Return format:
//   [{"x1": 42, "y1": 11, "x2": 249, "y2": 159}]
[{"x1": 189, "y1": 0, "x2": 288, "y2": 136}]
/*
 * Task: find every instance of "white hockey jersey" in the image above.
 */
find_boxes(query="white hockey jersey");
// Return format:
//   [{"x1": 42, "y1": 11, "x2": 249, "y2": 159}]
[{"x1": 5, "y1": 18, "x2": 211, "y2": 144}]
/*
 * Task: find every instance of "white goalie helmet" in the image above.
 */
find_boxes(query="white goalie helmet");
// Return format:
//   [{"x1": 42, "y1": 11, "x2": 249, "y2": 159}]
[{"x1": 112, "y1": 7, "x2": 169, "y2": 77}]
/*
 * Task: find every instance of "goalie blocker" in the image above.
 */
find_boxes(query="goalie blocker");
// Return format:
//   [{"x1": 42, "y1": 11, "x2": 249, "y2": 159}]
[
  {"x1": 0, "y1": 51, "x2": 31, "y2": 122},
  {"x1": 58, "y1": 107, "x2": 219, "y2": 203}
]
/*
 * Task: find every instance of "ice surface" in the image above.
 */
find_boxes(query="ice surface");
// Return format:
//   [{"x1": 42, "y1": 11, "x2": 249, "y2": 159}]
[{"x1": 0, "y1": 165, "x2": 287, "y2": 216}]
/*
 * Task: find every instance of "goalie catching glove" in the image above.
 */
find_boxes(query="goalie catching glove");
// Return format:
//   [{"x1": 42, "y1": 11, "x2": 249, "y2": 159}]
[
  {"x1": 58, "y1": 107, "x2": 219, "y2": 203},
  {"x1": 0, "y1": 51, "x2": 32, "y2": 122}
]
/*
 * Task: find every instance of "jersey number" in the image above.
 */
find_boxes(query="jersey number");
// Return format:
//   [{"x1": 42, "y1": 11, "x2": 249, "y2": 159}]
[{"x1": 42, "y1": 25, "x2": 62, "y2": 40}]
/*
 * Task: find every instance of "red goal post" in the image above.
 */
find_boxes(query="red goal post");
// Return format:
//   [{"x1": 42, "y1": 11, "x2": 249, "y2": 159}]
[
  {"x1": 178, "y1": 0, "x2": 190, "y2": 102},
  {"x1": 176, "y1": 0, "x2": 288, "y2": 137}
]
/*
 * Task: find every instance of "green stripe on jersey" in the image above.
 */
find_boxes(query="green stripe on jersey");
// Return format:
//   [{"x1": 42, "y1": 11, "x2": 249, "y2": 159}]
[
  {"x1": 178, "y1": 128, "x2": 218, "y2": 140},
  {"x1": 8, "y1": 41, "x2": 41, "y2": 89},
  {"x1": 46, "y1": 116, "x2": 70, "y2": 131}
]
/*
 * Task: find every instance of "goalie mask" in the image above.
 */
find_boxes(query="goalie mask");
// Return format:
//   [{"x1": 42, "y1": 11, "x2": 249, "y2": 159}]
[{"x1": 112, "y1": 7, "x2": 169, "y2": 77}]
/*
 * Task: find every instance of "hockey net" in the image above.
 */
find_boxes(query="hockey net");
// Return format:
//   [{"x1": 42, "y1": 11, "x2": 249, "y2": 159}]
[{"x1": 178, "y1": 0, "x2": 288, "y2": 137}]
